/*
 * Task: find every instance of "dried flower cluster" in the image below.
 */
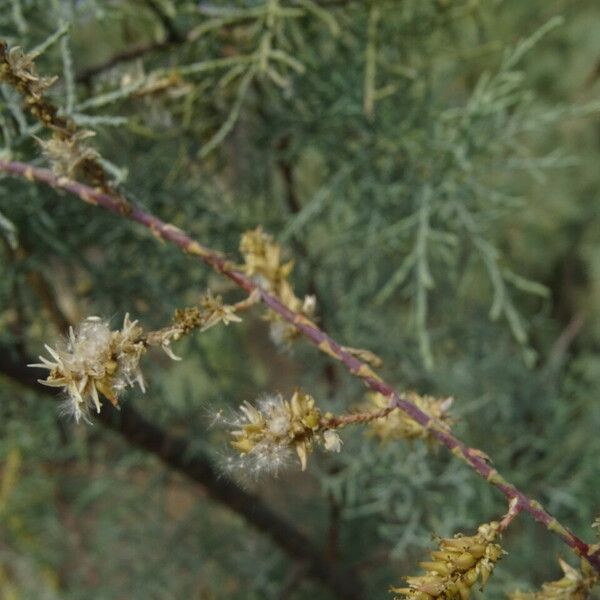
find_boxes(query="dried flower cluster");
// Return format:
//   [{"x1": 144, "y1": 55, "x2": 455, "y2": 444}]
[
  {"x1": 391, "y1": 521, "x2": 505, "y2": 600},
  {"x1": 0, "y1": 44, "x2": 57, "y2": 101},
  {"x1": 37, "y1": 130, "x2": 101, "y2": 179},
  {"x1": 28, "y1": 294, "x2": 244, "y2": 422},
  {"x1": 29, "y1": 316, "x2": 146, "y2": 423},
  {"x1": 365, "y1": 391, "x2": 454, "y2": 444},
  {"x1": 176, "y1": 292, "x2": 243, "y2": 333},
  {"x1": 508, "y1": 558, "x2": 598, "y2": 600},
  {"x1": 225, "y1": 390, "x2": 341, "y2": 476},
  {"x1": 239, "y1": 227, "x2": 315, "y2": 346},
  {"x1": 145, "y1": 292, "x2": 242, "y2": 360},
  {"x1": 0, "y1": 41, "x2": 116, "y2": 192}
]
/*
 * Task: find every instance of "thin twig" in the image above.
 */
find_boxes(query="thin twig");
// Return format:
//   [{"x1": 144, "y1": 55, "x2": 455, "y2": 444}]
[
  {"x1": 499, "y1": 497, "x2": 522, "y2": 532},
  {"x1": 322, "y1": 406, "x2": 396, "y2": 429},
  {"x1": 1, "y1": 158, "x2": 599, "y2": 572}
]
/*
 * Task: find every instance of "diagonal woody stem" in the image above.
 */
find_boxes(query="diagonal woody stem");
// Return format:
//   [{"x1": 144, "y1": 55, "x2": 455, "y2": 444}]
[{"x1": 1, "y1": 158, "x2": 599, "y2": 572}]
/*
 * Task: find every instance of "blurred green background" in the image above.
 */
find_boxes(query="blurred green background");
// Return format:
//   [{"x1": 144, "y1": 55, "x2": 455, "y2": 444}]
[{"x1": 1, "y1": 0, "x2": 600, "y2": 598}]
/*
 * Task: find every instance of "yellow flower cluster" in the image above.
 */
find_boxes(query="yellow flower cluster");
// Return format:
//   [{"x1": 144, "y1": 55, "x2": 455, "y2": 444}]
[
  {"x1": 392, "y1": 521, "x2": 505, "y2": 600},
  {"x1": 365, "y1": 391, "x2": 454, "y2": 444},
  {"x1": 239, "y1": 227, "x2": 315, "y2": 345},
  {"x1": 508, "y1": 558, "x2": 598, "y2": 600},
  {"x1": 228, "y1": 390, "x2": 341, "y2": 476}
]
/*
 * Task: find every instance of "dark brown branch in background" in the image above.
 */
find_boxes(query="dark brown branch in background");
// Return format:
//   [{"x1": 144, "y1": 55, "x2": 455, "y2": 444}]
[
  {"x1": 277, "y1": 563, "x2": 307, "y2": 600},
  {"x1": 274, "y1": 132, "x2": 338, "y2": 393},
  {"x1": 276, "y1": 134, "x2": 303, "y2": 216},
  {"x1": 542, "y1": 312, "x2": 585, "y2": 377},
  {"x1": 275, "y1": 134, "x2": 343, "y2": 569},
  {"x1": 76, "y1": 0, "x2": 185, "y2": 84},
  {"x1": 1, "y1": 159, "x2": 598, "y2": 574},
  {"x1": 25, "y1": 268, "x2": 71, "y2": 333},
  {"x1": 0, "y1": 349, "x2": 364, "y2": 600},
  {"x1": 76, "y1": 0, "x2": 352, "y2": 85},
  {"x1": 326, "y1": 489, "x2": 341, "y2": 566},
  {"x1": 1, "y1": 238, "x2": 26, "y2": 357},
  {"x1": 76, "y1": 41, "x2": 173, "y2": 85}
]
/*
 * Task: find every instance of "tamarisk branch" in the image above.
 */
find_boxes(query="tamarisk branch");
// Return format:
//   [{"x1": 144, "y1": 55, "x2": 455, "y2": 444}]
[{"x1": 1, "y1": 158, "x2": 599, "y2": 573}]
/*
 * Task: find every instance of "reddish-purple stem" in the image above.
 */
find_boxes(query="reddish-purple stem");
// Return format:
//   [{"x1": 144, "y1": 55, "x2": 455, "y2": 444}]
[{"x1": 1, "y1": 159, "x2": 599, "y2": 571}]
